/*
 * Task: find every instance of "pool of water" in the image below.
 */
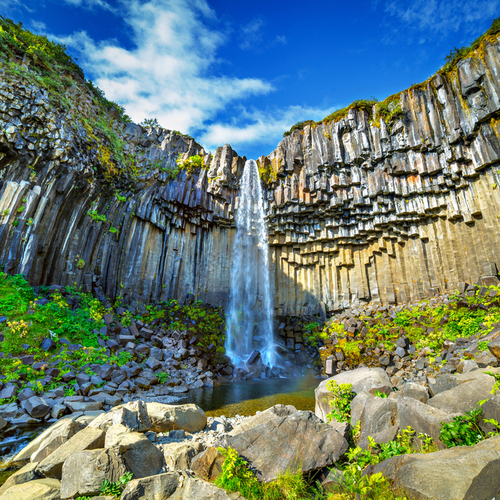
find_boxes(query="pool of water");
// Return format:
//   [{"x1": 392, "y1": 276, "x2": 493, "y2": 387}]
[{"x1": 176, "y1": 376, "x2": 319, "y2": 417}]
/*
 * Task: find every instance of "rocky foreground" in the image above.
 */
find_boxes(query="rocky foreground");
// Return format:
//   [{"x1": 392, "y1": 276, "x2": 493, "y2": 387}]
[{"x1": 1, "y1": 360, "x2": 500, "y2": 500}]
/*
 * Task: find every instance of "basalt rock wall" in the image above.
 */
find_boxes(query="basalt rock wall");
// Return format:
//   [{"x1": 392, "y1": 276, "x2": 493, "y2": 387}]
[
  {"x1": 261, "y1": 37, "x2": 500, "y2": 316},
  {"x1": 1, "y1": 37, "x2": 500, "y2": 315}
]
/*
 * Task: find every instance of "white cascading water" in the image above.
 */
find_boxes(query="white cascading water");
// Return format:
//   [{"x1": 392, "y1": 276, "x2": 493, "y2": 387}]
[{"x1": 226, "y1": 159, "x2": 276, "y2": 367}]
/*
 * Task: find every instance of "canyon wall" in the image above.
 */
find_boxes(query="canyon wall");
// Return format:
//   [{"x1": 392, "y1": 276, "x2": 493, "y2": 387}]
[{"x1": 1, "y1": 36, "x2": 500, "y2": 316}]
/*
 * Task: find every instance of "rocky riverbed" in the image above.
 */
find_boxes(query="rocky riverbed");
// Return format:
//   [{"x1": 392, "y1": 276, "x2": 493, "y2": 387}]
[{"x1": 1, "y1": 355, "x2": 500, "y2": 499}]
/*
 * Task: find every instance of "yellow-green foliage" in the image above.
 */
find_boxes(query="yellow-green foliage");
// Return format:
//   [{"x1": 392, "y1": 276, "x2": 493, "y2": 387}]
[
  {"x1": 326, "y1": 380, "x2": 355, "y2": 423},
  {"x1": 257, "y1": 160, "x2": 277, "y2": 186},
  {"x1": 167, "y1": 154, "x2": 205, "y2": 180},
  {"x1": 320, "y1": 285, "x2": 500, "y2": 369}
]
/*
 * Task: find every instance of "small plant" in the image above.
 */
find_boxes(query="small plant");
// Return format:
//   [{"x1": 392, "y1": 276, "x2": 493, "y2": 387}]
[
  {"x1": 76, "y1": 259, "x2": 85, "y2": 270},
  {"x1": 87, "y1": 210, "x2": 107, "y2": 223},
  {"x1": 109, "y1": 226, "x2": 119, "y2": 234},
  {"x1": 485, "y1": 370, "x2": 500, "y2": 394},
  {"x1": 156, "y1": 371, "x2": 169, "y2": 384},
  {"x1": 99, "y1": 472, "x2": 133, "y2": 497},
  {"x1": 12, "y1": 220, "x2": 18, "y2": 227},
  {"x1": 374, "y1": 390, "x2": 388, "y2": 398},
  {"x1": 2, "y1": 209, "x2": 10, "y2": 216},
  {"x1": 17, "y1": 205, "x2": 25, "y2": 213},
  {"x1": 26, "y1": 218, "x2": 34, "y2": 226},
  {"x1": 325, "y1": 380, "x2": 355, "y2": 423}
]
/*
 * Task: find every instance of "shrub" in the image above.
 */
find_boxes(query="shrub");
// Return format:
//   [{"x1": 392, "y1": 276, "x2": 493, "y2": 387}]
[{"x1": 326, "y1": 380, "x2": 355, "y2": 423}]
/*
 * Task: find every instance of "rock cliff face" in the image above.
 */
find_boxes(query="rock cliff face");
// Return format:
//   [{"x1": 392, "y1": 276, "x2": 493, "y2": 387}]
[{"x1": 1, "y1": 36, "x2": 500, "y2": 316}]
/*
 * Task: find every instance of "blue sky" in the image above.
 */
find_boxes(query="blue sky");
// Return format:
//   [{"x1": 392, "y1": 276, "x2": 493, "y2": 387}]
[{"x1": 1, "y1": 0, "x2": 499, "y2": 159}]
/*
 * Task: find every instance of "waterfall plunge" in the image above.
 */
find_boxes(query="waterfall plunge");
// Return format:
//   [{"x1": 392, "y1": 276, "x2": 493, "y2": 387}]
[{"x1": 226, "y1": 159, "x2": 276, "y2": 367}]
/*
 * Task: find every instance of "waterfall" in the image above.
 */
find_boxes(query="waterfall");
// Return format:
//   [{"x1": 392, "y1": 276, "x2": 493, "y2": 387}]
[{"x1": 226, "y1": 159, "x2": 276, "y2": 367}]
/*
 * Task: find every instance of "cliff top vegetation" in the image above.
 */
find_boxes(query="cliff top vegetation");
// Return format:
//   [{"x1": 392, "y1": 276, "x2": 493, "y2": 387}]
[{"x1": 282, "y1": 15, "x2": 500, "y2": 138}]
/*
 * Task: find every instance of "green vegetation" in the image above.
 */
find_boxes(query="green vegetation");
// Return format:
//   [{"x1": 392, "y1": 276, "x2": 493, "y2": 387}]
[
  {"x1": 87, "y1": 210, "x2": 107, "y2": 223},
  {"x1": 282, "y1": 119, "x2": 315, "y2": 137},
  {"x1": 257, "y1": 159, "x2": 278, "y2": 186},
  {"x1": 215, "y1": 447, "x2": 316, "y2": 500},
  {"x1": 75, "y1": 472, "x2": 133, "y2": 499},
  {"x1": 165, "y1": 154, "x2": 206, "y2": 180},
  {"x1": 0, "y1": 273, "x2": 132, "y2": 401},
  {"x1": 319, "y1": 285, "x2": 500, "y2": 369},
  {"x1": 156, "y1": 371, "x2": 169, "y2": 384},
  {"x1": 442, "y1": 16, "x2": 500, "y2": 72},
  {"x1": 439, "y1": 401, "x2": 500, "y2": 448},
  {"x1": 325, "y1": 380, "x2": 355, "y2": 423},
  {"x1": 373, "y1": 97, "x2": 404, "y2": 131}
]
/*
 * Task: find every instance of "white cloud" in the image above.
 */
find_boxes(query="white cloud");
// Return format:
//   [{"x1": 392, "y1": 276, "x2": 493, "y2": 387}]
[
  {"x1": 200, "y1": 104, "x2": 337, "y2": 155},
  {"x1": 61, "y1": 0, "x2": 115, "y2": 11},
  {"x1": 384, "y1": 0, "x2": 500, "y2": 37},
  {"x1": 58, "y1": 0, "x2": 274, "y2": 138}
]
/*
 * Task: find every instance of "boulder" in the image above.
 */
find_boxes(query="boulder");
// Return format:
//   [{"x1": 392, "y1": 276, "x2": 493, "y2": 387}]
[
  {"x1": 0, "y1": 478, "x2": 61, "y2": 500},
  {"x1": 13, "y1": 417, "x2": 85, "y2": 464},
  {"x1": 121, "y1": 472, "x2": 180, "y2": 500},
  {"x1": 60, "y1": 448, "x2": 128, "y2": 499},
  {"x1": 23, "y1": 396, "x2": 50, "y2": 419},
  {"x1": 191, "y1": 446, "x2": 225, "y2": 481},
  {"x1": 350, "y1": 391, "x2": 374, "y2": 427},
  {"x1": 163, "y1": 442, "x2": 204, "y2": 470},
  {"x1": 428, "y1": 373, "x2": 457, "y2": 397},
  {"x1": 65, "y1": 400, "x2": 103, "y2": 413},
  {"x1": 228, "y1": 404, "x2": 297, "y2": 436},
  {"x1": 488, "y1": 335, "x2": 500, "y2": 361},
  {"x1": 479, "y1": 393, "x2": 500, "y2": 434},
  {"x1": 90, "y1": 401, "x2": 151, "y2": 432},
  {"x1": 169, "y1": 476, "x2": 245, "y2": 499},
  {"x1": 357, "y1": 396, "x2": 399, "y2": 449},
  {"x1": 114, "y1": 432, "x2": 164, "y2": 479},
  {"x1": 397, "y1": 397, "x2": 460, "y2": 448},
  {"x1": 105, "y1": 423, "x2": 132, "y2": 448},
  {"x1": 428, "y1": 374, "x2": 495, "y2": 414},
  {"x1": 400, "y1": 382, "x2": 429, "y2": 403},
  {"x1": 315, "y1": 368, "x2": 391, "y2": 422},
  {"x1": 218, "y1": 410, "x2": 348, "y2": 482},
  {"x1": 372, "y1": 435, "x2": 500, "y2": 499},
  {"x1": 36, "y1": 426, "x2": 105, "y2": 479},
  {"x1": 0, "y1": 462, "x2": 40, "y2": 495},
  {"x1": 146, "y1": 403, "x2": 206, "y2": 433}
]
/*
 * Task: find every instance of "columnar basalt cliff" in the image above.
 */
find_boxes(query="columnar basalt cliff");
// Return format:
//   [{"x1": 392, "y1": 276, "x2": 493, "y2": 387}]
[{"x1": 1, "y1": 34, "x2": 500, "y2": 317}]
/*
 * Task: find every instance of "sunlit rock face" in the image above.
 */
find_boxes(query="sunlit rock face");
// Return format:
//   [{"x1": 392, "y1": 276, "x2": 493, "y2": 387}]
[{"x1": 1, "y1": 36, "x2": 500, "y2": 317}]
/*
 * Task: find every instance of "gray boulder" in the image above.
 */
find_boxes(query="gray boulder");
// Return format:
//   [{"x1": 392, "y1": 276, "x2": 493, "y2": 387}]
[
  {"x1": 357, "y1": 396, "x2": 399, "y2": 449},
  {"x1": 0, "y1": 478, "x2": 61, "y2": 500},
  {"x1": 116, "y1": 432, "x2": 164, "y2": 479},
  {"x1": 170, "y1": 476, "x2": 245, "y2": 499},
  {"x1": 60, "y1": 448, "x2": 128, "y2": 499},
  {"x1": 121, "y1": 472, "x2": 179, "y2": 500},
  {"x1": 218, "y1": 410, "x2": 348, "y2": 482},
  {"x1": 228, "y1": 404, "x2": 297, "y2": 436},
  {"x1": 401, "y1": 382, "x2": 429, "y2": 403},
  {"x1": 0, "y1": 462, "x2": 40, "y2": 495},
  {"x1": 146, "y1": 403, "x2": 206, "y2": 433},
  {"x1": 163, "y1": 442, "x2": 204, "y2": 470},
  {"x1": 428, "y1": 373, "x2": 495, "y2": 414},
  {"x1": 397, "y1": 397, "x2": 460, "y2": 448},
  {"x1": 191, "y1": 446, "x2": 225, "y2": 481},
  {"x1": 315, "y1": 367, "x2": 391, "y2": 422},
  {"x1": 23, "y1": 396, "x2": 50, "y2": 419},
  {"x1": 90, "y1": 401, "x2": 151, "y2": 432},
  {"x1": 373, "y1": 435, "x2": 500, "y2": 499},
  {"x1": 36, "y1": 426, "x2": 105, "y2": 479},
  {"x1": 13, "y1": 417, "x2": 85, "y2": 464}
]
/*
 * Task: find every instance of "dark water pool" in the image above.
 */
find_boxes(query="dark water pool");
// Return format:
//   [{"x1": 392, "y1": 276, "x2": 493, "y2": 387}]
[{"x1": 176, "y1": 376, "x2": 318, "y2": 417}]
